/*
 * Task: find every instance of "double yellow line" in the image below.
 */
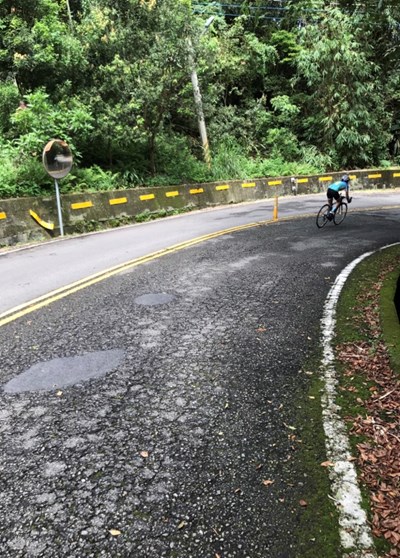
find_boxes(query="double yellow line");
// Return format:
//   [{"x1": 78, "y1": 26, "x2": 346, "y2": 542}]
[
  {"x1": 3, "y1": 202, "x2": 399, "y2": 329},
  {"x1": 0, "y1": 219, "x2": 271, "y2": 328}
]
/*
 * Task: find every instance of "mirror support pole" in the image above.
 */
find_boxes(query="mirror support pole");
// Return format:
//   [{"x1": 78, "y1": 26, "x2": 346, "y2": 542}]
[{"x1": 54, "y1": 179, "x2": 64, "y2": 237}]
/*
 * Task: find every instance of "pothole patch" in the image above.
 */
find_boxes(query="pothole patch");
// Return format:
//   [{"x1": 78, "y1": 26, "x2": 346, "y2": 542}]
[
  {"x1": 134, "y1": 293, "x2": 176, "y2": 306},
  {"x1": 3, "y1": 349, "x2": 125, "y2": 393}
]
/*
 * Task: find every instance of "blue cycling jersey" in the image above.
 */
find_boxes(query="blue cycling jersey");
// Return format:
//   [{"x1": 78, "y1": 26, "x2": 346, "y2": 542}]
[{"x1": 329, "y1": 180, "x2": 349, "y2": 192}]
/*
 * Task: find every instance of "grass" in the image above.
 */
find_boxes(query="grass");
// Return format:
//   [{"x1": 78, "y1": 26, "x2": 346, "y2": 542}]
[
  {"x1": 293, "y1": 352, "x2": 341, "y2": 558},
  {"x1": 380, "y1": 268, "x2": 400, "y2": 375},
  {"x1": 335, "y1": 244, "x2": 400, "y2": 369}
]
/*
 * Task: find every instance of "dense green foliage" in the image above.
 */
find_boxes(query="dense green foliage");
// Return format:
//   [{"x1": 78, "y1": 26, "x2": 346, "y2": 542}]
[{"x1": 0, "y1": 0, "x2": 399, "y2": 198}]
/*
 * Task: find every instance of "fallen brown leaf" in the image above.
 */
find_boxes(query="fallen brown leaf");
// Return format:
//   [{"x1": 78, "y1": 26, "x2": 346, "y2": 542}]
[
  {"x1": 335, "y1": 259, "x2": 400, "y2": 556},
  {"x1": 262, "y1": 479, "x2": 274, "y2": 487}
]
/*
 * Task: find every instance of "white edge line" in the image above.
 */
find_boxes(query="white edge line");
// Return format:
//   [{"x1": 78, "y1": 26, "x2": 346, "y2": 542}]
[{"x1": 320, "y1": 242, "x2": 400, "y2": 557}]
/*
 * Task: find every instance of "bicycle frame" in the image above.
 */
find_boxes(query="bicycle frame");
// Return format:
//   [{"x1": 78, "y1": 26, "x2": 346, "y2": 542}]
[
  {"x1": 316, "y1": 196, "x2": 348, "y2": 228},
  {"x1": 330, "y1": 195, "x2": 345, "y2": 213}
]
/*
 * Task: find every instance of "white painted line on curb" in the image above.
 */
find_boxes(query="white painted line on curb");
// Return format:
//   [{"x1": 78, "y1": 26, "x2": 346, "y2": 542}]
[
  {"x1": 319, "y1": 244, "x2": 400, "y2": 557},
  {"x1": 321, "y1": 242, "x2": 400, "y2": 556}
]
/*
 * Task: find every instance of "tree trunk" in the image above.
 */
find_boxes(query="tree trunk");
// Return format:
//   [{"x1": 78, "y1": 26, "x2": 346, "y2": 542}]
[{"x1": 148, "y1": 132, "x2": 156, "y2": 176}]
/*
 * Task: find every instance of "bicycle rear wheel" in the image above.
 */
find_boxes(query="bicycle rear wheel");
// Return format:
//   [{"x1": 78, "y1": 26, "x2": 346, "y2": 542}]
[
  {"x1": 316, "y1": 204, "x2": 330, "y2": 228},
  {"x1": 334, "y1": 202, "x2": 347, "y2": 225}
]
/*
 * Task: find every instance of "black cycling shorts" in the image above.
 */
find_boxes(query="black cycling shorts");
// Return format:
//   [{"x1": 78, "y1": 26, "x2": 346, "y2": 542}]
[{"x1": 327, "y1": 188, "x2": 341, "y2": 201}]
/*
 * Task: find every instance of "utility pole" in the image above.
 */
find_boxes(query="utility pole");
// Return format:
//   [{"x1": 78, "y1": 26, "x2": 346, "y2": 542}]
[{"x1": 188, "y1": 17, "x2": 215, "y2": 169}]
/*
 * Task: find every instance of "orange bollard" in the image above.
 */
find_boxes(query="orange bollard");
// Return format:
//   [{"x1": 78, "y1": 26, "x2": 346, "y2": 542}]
[{"x1": 273, "y1": 195, "x2": 279, "y2": 221}]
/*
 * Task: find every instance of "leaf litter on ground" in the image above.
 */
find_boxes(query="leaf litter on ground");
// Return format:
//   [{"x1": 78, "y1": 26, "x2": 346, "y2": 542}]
[{"x1": 336, "y1": 264, "x2": 400, "y2": 557}]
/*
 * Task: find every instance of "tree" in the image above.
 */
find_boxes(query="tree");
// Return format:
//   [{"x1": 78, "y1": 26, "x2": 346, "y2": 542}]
[
  {"x1": 295, "y1": 5, "x2": 390, "y2": 168},
  {"x1": 0, "y1": 0, "x2": 86, "y2": 95},
  {"x1": 75, "y1": 0, "x2": 194, "y2": 174}
]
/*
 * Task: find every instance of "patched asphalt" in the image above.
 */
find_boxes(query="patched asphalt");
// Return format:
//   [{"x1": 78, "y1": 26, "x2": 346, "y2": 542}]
[{"x1": 0, "y1": 212, "x2": 400, "y2": 557}]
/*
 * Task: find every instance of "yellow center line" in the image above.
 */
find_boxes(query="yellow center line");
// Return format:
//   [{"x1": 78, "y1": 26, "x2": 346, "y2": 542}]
[
  {"x1": 0, "y1": 220, "x2": 273, "y2": 328},
  {"x1": 2, "y1": 205, "x2": 400, "y2": 328}
]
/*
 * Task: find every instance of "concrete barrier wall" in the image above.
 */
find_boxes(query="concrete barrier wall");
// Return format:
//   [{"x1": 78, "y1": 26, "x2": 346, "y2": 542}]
[{"x1": 1, "y1": 168, "x2": 399, "y2": 247}]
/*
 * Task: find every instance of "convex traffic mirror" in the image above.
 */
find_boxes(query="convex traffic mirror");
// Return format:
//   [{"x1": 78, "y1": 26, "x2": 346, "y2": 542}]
[
  {"x1": 42, "y1": 139, "x2": 73, "y2": 236},
  {"x1": 42, "y1": 139, "x2": 73, "y2": 179}
]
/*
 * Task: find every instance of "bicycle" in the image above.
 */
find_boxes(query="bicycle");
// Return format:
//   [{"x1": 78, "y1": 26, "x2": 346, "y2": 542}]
[{"x1": 316, "y1": 195, "x2": 351, "y2": 228}]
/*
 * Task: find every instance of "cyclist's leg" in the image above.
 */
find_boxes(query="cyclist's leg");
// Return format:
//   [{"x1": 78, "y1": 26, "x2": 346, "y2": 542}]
[
  {"x1": 330, "y1": 189, "x2": 340, "y2": 212},
  {"x1": 327, "y1": 188, "x2": 336, "y2": 211}
]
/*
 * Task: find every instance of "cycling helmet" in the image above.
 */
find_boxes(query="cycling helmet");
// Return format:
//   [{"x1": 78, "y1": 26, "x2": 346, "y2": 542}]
[{"x1": 341, "y1": 174, "x2": 350, "y2": 182}]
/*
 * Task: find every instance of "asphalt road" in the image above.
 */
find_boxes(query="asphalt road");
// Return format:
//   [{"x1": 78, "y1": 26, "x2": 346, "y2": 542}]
[
  {"x1": 0, "y1": 199, "x2": 400, "y2": 557},
  {"x1": 1, "y1": 190, "x2": 400, "y2": 315}
]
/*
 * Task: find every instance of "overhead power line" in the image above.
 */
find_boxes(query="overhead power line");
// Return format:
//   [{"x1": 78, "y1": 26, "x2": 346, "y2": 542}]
[
  {"x1": 193, "y1": 2, "x2": 288, "y2": 11},
  {"x1": 193, "y1": 2, "x2": 326, "y2": 15},
  {"x1": 194, "y1": 2, "x2": 289, "y2": 9},
  {"x1": 193, "y1": 12, "x2": 284, "y2": 20}
]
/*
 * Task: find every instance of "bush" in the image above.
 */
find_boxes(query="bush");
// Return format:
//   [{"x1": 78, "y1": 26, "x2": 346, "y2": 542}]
[
  {"x1": 0, "y1": 82, "x2": 20, "y2": 134},
  {"x1": 209, "y1": 139, "x2": 258, "y2": 180},
  {"x1": 0, "y1": 157, "x2": 18, "y2": 198},
  {"x1": 265, "y1": 127, "x2": 300, "y2": 160},
  {"x1": 63, "y1": 166, "x2": 121, "y2": 193},
  {"x1": 11, "y1": 90, "x2": 94, "y2": 161},
  {"x1": 0, "y1": 138, "x2": 49, "y2": 198},
  {"x1": 256, "y1": 156, "x2": 318, "y2": 178},
  {"x1": 151, "y1": 133, "x2": 212, "y2": 185},
  {"x1": 299, "y1": 145, "x2": 333, "y2": 172},
  {"x1": 0, "y1": 128, "x2": 336, "y2": 201}
]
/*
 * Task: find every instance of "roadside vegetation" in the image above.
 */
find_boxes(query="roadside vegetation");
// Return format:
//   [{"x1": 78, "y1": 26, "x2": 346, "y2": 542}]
[
  {"x1": 0, "y1": 1, "x2": 400, "y2": 199},
  {"x1": 335, "y1": 245, "x2": 400, "y2": 557},
  {"x1": 294, "y1": 355, "x2": 342, "y2": 558}
]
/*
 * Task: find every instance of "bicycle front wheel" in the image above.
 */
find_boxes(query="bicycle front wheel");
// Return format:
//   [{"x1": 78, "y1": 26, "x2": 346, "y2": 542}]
[
  {"x1": 316, "y1": 204, "x2": 330, "y2": 228},
  {"x1": 334, "y1": 202, "x2": 347, "y2": 225}
]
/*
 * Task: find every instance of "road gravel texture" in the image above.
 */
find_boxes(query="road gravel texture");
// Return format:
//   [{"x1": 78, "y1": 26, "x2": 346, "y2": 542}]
[{"x1": 0, "y1": 211, "x2": 399, "y2": 557}]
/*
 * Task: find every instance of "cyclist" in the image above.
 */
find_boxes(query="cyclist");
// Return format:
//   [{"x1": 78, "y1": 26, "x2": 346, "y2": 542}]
[{"x1": 327, "y1": 174, "x2": 352, "y2": 218}]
